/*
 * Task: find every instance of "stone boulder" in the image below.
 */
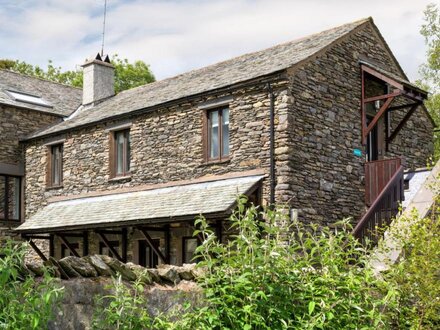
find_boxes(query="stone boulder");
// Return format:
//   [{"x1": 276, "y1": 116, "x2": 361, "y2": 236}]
[
  {"x1": 61, "y1": 256, "x2": 98, "y2": 277},
  {"x1": 83, "y1": 255, "x2": 113, "y2": 277},
  {"x1": 177, "y1": 263, "x2": 196, "y2": 281},
  {"x1": 58, "y1": 258, "x2": 81, "y2": 278},
  {"x1": 126, "y1": 262, "x2": 152, "y2": 284},
  {"x1": 100, "y1": 255, "x2": 137, "y2": 281},
  {"x1": 157, "y1": 264, "x2": 180, "y2": 285}
]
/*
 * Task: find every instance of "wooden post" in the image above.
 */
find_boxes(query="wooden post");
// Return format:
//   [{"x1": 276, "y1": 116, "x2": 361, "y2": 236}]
[{"x1": 82, "y1": 231, "x2": 89, "y2": 257}]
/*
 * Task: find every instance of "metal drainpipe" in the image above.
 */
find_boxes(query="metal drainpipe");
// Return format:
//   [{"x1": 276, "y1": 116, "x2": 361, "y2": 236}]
[{"x1": 267, "y1": 83, "x2": 276, "y2": 206}]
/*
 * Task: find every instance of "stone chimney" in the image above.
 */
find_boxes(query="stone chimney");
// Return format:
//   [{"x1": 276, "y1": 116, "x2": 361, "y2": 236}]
[{"x1": 81, "y1": 53, "x2": 115, "y2": 105}]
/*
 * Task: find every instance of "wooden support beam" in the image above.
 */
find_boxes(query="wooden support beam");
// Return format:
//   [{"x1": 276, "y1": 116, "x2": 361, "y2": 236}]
[
  {"x1": 96, "y1": 231, "x2": 123, "y2": 262},
  {"x1": 139, "y1": 226, "x2": 167, "y2": 232},
  {"x1": 215, "y1": 220, "x2": 223, "y2": 243},
  {"x1": 138, "y1": 228, "x2": 168, "y2": 264},
  {"x1": 387, "y1": 103, "x2": 419, "y2": 112},
  {"x1": 361, "y1": 69, "x2": 366, "y2": 145},
  {"x1": 164, "y1": 225, "x2": 170, "y2": 264},
  {"x1": 24, "y1": 235, "x2": 51, "y2": 240},
  {"x1": 27, "y1": 239, "x2": 48, "y2": 262},
  {"x1": 121, "y1": 228, "x2": 127, "y2": 263},
  {"x1": 95, "y1": 230, "x2": 124, "y2": 235},
  {"x1": 57, "y1": 234, "x2": 80, "y2": 257},
  {"x1": 49, "y1": 234, "x2": 54, "y2": 257},
  {"x1": 387, "y1": 103, "x2": 420, "y2": 143},
  {"x1": 82, "y1": 231, "x2": 89, "y2": 257},
  {"x1": 364, "y1": 96, "x2": 395, "y2": 139},
  {"x1": 363, "y1": 91, "x2": 401, "y2": 103}
]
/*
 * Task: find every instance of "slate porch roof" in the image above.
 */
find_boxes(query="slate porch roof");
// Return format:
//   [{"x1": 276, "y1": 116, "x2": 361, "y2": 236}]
[
  {"x1": 16, "y1": 174, "x2": 264, "y2": 234},
  {"x1": 0, "y1": 70, "x2": 81, "y2": 117},
  {"x1": 25, "y1": 18, "x2": 376, "y2": 140}
]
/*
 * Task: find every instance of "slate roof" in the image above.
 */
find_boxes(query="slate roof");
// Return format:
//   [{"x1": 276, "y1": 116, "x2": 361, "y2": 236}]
[
  {"x1": 25, "y1": 18, "x2": 372, "y2": 140},
  {"x1": 0, "y1": 69, "x2": 81, "y2": 117},
  {"x1": 16, "y1": 175, "x2": 264, "y2": 233}
]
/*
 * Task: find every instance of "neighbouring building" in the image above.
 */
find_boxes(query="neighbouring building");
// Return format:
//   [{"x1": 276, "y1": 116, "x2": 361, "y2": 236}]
[
  {"x1": 0, "y1": 70, "x2": 81, "y2": 242},
  {"x1": 2, "y1": 18, "x2": 433, "y2": 266}
]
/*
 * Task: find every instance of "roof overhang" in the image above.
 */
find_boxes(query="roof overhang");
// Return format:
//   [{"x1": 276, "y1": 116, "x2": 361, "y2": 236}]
[{"x1": 16, "y1": 174, "x2": 265, "y2": 234}]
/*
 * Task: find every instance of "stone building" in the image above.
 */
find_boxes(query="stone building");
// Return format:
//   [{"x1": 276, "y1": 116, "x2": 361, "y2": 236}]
[
  {"x1": 0, "y1": 70, "x2": 81, "y2": 242},
  {"x1": 8, "y1": 18, "x2": 434, "y2": 265}
]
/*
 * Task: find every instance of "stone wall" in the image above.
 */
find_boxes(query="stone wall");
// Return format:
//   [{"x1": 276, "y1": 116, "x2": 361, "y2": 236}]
[
  {"x1": 24, "y1": 256, "x2": 202, "y2": 330},
  {"x1": 285, "y1": 22, "x2": 433, "y2": 225},
  {"x1": 0, "y1": 104, "x2": 61, "y2": 165}
]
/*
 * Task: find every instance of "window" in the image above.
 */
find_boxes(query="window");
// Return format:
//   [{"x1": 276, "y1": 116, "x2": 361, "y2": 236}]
[
  {"x1": 206, "y1": 108, "x2": 229, "y2": 161},
  {"x1": 6, "y1": 90, "x2": 52, "y2": 108},
  {"x1": 182, "y1": 237, "x2": 199, "y2": 264},
  {"x1": 110, "y1": 130, "x2": 130, "y2": 177},
  {"x1": 47, "y1": 144, "x2": 63, "y2": 187},
  {"x1": 0, "y1": 175, "x2": 21, "y2": 221}
]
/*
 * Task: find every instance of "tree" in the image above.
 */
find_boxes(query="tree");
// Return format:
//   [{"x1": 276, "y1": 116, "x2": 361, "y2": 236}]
[
  {"x1": 0, "y1": 55, "x2": 155, "y2": 93},
  {"x1": 419, "y1": 3, "x2": 440, "y2": 159}
]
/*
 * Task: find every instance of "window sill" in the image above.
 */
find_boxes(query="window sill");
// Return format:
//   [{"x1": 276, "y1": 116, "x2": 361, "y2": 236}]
[
  {"x1": 199, "y1": 158, "x2": 231, "y2": 167},
  {"x1": 46, "y1": 185, "x2": 63, "y2": 191},
  {"x1": 108, "y1": 175, "x2": 132, "y2": 183}
]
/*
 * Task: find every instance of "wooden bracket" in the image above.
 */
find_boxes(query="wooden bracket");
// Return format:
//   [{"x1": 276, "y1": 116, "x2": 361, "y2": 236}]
[
  {"x1": 387, "y1": 103, "x2": 420, "y2": 144},
  {"x1": 96, "y1": 231, "x2": 123, "y2": 262},
  {"x1": 57, "y1": 234, "x2": 80, "y2": 257},
  {"x1": 138, "y1": 228, "x2": 168, "y2": 263}
]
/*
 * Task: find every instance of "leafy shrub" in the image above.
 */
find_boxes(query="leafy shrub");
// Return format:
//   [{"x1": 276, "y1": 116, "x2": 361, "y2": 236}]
[
  {"x1": 0, "y1": 241, "x2": 63, "y2": 329},
  {"x1": 172, "y1": 198, "x2": 396, "y2": 329}
]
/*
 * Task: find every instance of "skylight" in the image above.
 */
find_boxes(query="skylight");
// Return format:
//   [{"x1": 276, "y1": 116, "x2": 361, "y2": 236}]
[{"x1": 6, "y1": 90, "x2": 52, "y2": 108}]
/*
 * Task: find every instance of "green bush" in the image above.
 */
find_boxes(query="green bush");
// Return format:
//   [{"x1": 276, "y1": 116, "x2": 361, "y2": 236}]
[
  {"x1": 172, "y1": 198, "x2": 396, "y2": 329},
  {"x1": 0, "y1": 241, "x2": 63, "y2": 329}
]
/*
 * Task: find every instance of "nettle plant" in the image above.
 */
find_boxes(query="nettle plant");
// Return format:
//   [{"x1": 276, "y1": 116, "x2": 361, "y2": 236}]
[
  {"x1": 172, "y1": 197, "x2": 397, "y2": 330},
  {"x1": 0, "y1": 241, "x2": 63, "y2": 330}
]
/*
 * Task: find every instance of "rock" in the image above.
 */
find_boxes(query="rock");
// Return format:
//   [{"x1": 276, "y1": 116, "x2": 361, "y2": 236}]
[
  {"x1": 157, "y1": 265, "x2": 180, "y2": 285},
  {"x1": 126, "y1": 262, "x2": 152, "y2": 285},
  {"x1": 62, "y1": 256, "x2": 98, "y2": 277},
  {"x1": 147, "y1": 268, "x2": 161, "y2": 283},
  {"x1": 100, "y1": 255, "x2": 137, "y2": 281},
  {"x1": 43, "y1": 257, "x2": 62, "y2": 278},
  {"x1": 177, "y1": 264, "x2": 196, "y2": 281},
  {"x1": 58, "y1": 258, "x2": 82, "y2": 278},
  {"x1": 25, "y1": 262, "x2": 45, "y2": 276},
  {"x1": 84, "y1": 255, "x2": 113, "y2": 277}
]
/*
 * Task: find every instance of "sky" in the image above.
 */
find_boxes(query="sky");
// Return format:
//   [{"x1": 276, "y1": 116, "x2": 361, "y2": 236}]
[{"x1": 0, "y1": 0, "x2": 436, "y2": 82}]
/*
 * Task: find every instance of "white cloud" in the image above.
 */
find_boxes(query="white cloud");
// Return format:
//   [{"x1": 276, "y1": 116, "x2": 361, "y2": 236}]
[{"x1": 0, "y1": 0, "x2": 434, "y2": 81}]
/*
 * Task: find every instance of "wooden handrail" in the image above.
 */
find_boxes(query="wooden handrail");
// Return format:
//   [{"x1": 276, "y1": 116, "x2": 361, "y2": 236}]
[{"x1": 353, "y1": 165, "x2": 404, "y2": 242}]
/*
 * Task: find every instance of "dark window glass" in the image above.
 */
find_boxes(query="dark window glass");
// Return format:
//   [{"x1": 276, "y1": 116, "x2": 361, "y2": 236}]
[
  {"x1": 51, "y1": 144, "x2": 63, "y2": 186},
  {"x1": 114, "y1": 130, "x2": 130, "y2": 176},
  {"x1": 208, "y1": 108, "x2": 229, "y2": 160},
  {"x1": 182, "y1": 237, "x2": 199, "y2": 264},
  {"x1": 0, "y1": 175, "x2": 21, "y2": 221}
]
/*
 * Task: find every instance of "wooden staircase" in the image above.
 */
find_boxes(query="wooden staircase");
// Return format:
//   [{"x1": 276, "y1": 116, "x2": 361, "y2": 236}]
[{"x1": 353, "y1": 158, "x2": 404, "y2": 245}]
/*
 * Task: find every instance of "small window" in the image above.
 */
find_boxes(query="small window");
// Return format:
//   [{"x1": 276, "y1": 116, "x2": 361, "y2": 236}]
[
  {"x1": 138, "y1": 239, "x2": 159, "y2": 268},
  {"x1": 6, "y1": 90, "x2": 52, "y2": 108},
  {"x1": 206, "y1": 107, "x2": 229, "y2": 161},
  {"x1": 182, "y1": 237, "x2": 199, "y2": 264},
  {"x1": 47, "y1": 144, "x2": 63, "y2": 187},
  {"x1": 111, "y1": 130, "x2": 130, "y2": 177}
]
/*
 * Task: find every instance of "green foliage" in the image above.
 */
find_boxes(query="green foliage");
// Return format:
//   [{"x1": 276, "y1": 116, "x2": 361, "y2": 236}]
[
  {"x1": 0, "y1": 241, "x2": 63, "y2": 329},
  {"x1": 419, "y1": 3, "x2": 440, "y2": 160},
  {"x1": 384, "y1": 202, "x2": 440, "y2": 328},
  {"x1": 92, "y1": 275, "x2": 168, "y2": 330},
  {"x1": 0, "y1": 55, "x2": 155, "y2": 93},
  {"x1": 172, "y1": 198, "x2": 395, "y2": 329}
]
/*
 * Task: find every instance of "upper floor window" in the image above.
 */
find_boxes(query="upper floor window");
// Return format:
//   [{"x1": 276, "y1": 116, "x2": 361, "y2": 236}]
[
  {"x1": 47, "y1": 144, "x2": 63, "y2": 187},
  {"x1": 207, "y1": 107, "x2": 229, "y2": 161},
  {"x1": 110, "y1": 129, "x2": 130, "y2": 177}
]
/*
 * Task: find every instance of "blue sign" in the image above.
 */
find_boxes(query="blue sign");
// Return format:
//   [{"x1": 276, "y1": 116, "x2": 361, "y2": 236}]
[{"x1": 353, "y1": 149, "x2": 363, "y2": 157}]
